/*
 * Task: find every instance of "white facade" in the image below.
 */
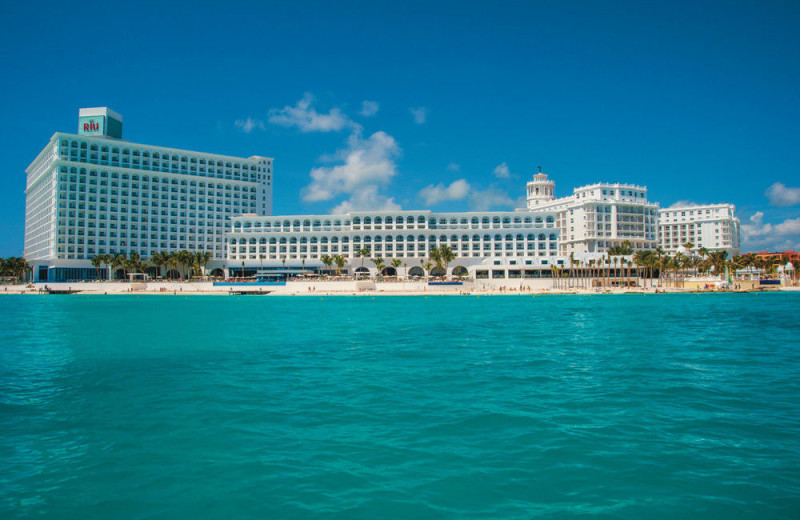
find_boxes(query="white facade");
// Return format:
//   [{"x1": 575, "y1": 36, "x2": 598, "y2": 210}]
[
  {"x1": 227, "y1": 209, "x2": 564, "y2": 276},
  {"x1": 24, "y1": 108, "x2": 272, "y2": 281},
  {"x1": 658, "y1": 204, "x2": 740, "y2": 256},
  {"x1": 526, "y1": 173, "x2": 659, "y2": 255}
]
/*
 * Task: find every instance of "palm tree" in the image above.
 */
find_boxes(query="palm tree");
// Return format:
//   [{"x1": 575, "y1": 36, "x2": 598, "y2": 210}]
[
  {"x1": 633, "y1": 250, "x2": 645, "y2": 286},
  {"x1": 357, "y1": 248, "x2": 370, "y2": 269},
  {"x1": 90, "y1": 256, "x2": 104, "y2": 280},
  {"x1": 111, "y1": 253, "x2": 127, "y2": 281},
  {"x1": 674, "y1": 252, "x2": 688, "y2": 287},
  {"x1": 151, "y1": 252, "x2": 168, "y2": 279},
  {"x1": 634, "y1": 250, "x2": 657, "y2": 288},
  {"x1": 371, "y1": 255, "x2": 385, "y2": 278},
  {"x1": 194, "y1": 251, "x2": 212, "y2": 279},
  {"x1": 320, "y1": 254, "x2": 333, "y2": 276},
  {"x1": 333, "y1": 254, "x2": 346, "y2": 276},
  {"x1": 166, "y1": 253, "x2": 179, "y2": 280},
  {"x1": 125, "y1": 252, "x2": 144, "y2": 277},
  {"x1": 569, "y1": 253, "x2": 577, "y2": 289},
  {"x1": 437, "y1": 245, "x2": 456, "y2": 278},
  {"x1": 429, "y1": 246, "x2": 443, "y2": 273},
  {"x1": 176, "y1": 250, "x2": 194, "y2": 280},
  {"x1": 654, "y1": 247, "x2": 666, "y2": 286},
  {"x1": 708, "y1": 251, "x2": 728, "y2": 278},
  {"x1": 423, "y1": 261, "x2": 433, "y2": 281},
  {"x1": 98, "y1": 254, "x2": 112, "y2": 281},
  {"x1": 391, "y1": 258, "x2": 402, "y2": 277}
]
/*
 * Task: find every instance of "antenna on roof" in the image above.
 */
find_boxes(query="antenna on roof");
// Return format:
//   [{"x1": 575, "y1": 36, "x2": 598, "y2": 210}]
[{"x1": 538, "y1": 166, "x2": 542, "y2": 173}]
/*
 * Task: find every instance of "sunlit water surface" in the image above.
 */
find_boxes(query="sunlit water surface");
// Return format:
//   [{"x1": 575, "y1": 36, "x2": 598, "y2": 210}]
[{"x1": 1, "y1": 293, "x2": 799, "y2": 519}]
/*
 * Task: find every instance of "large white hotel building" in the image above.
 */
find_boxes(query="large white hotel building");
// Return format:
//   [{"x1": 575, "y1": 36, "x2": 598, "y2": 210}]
[
  {"x1": 23, "y1": 108, "x2": 741, "y2": 281},
  {"x1": 24, "y1": 108, "x2": 272, "y2": 281}
]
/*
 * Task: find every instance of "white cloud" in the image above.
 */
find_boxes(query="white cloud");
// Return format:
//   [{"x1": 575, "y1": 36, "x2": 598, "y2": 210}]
[
  {"x1": 668, "y1": 200, "x2": 700, "y2": 208},
  {"x1": 302, "y1": 131, "x2": 401, "y2": 213},
  {"x1": 493, "y1": 162, "x2": 511, "y2": 179},
  {"x1": 469, "y1": 187, "x2": 518, "y2": 211},
  {"x1": 446, "y1": 162, "x2": 460, "y2": 172},
  {"x1": 268, "y1": 93, "x2": 355, "y2": 133},
  {"x1": 410, "y1": 107, "x2": 427, "y2": 124},
  {"x1": 331, "y1": 186, "x2": 401, "y2": 214},
  {"x1": 234, "y1": 118, "x2": 265, "y2": 133},
  {"x1": 765, "y1": 182, "x2": 800, "y2": 207},
  {"x1": 741, "y1": 213, "x2": 800, "y2": 251},
  {"x1": 359, "y1": 100, "x2": 379, "y2": 117},
  {"x1": 418, "y1": 179, "x2": 472, "y2": 206}
]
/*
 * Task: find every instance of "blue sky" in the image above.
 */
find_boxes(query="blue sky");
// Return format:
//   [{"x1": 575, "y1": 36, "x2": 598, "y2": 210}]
[{"x1": 1, "y1": 0, "x2": 799, "y2": 256}]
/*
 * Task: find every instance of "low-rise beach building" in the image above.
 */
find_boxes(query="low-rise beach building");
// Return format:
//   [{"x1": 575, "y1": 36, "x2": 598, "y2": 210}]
[{"x1": 226, "y1": 209, "x2": 565, "y2": 278}]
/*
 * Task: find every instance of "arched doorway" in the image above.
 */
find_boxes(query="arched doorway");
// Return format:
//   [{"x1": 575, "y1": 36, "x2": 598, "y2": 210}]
[
  {"x1": 381, "y1": 266, "x2": 397, "y2": 277},
  {"x1": 431, "y1": 266, "x2": 445, "y2": 277},
  {"x1": 452, "y1": 266, "x2": 468, "y2": 277},
  {"x1": 408, "y1": 266, "x2": 424, "y2": 277},
  {"x1": 145, "y1": 266, "x2": 159, "y2": 279},
  {"x1": 354, "y1": 266, "x2": 370, "y2": 278},
  {"x1": 210, "y1": 268, "x2": 224, "y2": 278}
]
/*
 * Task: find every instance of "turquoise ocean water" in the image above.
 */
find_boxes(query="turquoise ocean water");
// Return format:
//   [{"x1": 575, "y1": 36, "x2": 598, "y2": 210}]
[{"x1": 1, "y1": 293, "x2": 799, "y2": 519}]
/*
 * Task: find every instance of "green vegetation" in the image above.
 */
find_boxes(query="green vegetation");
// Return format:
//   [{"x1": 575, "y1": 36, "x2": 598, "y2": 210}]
[{"x1": 0, "y1": 257, "x2": 31, "y2": 283}]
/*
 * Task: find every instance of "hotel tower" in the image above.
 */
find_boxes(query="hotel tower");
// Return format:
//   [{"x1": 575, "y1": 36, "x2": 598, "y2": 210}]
[{"x1": 24, "y1": 108, "x2": 272, "y2": 281}]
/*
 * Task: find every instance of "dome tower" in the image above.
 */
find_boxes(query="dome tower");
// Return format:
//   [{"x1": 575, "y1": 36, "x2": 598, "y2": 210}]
[{"x1": 526, "y1": 167, "x2": 556, "y2": 208}]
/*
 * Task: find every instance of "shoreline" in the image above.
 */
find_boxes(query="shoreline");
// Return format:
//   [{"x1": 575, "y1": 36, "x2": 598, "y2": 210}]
[{"x1": 2, "y1": 281, "x2": 796, "y2": 297}]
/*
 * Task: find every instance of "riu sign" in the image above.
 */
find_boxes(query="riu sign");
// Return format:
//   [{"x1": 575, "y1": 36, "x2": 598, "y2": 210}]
[{"x1": 79, "y1": 115, "x2": 105, "y2": 135}]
